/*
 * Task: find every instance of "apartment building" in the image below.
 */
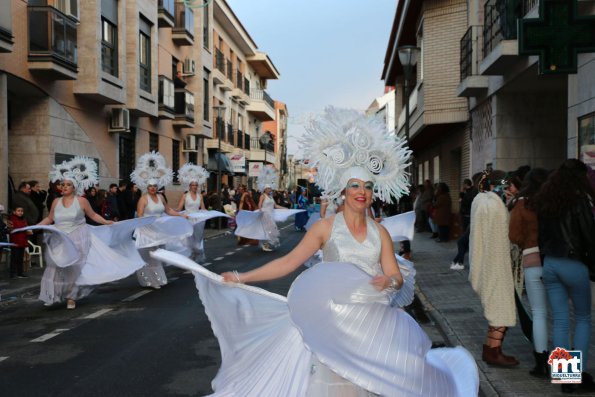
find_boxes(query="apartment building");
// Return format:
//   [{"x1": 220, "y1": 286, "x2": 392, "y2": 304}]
[
  {"x1": 366, "y1": 87, "x2": 397, "y2": 133},
  {"x1": 261, "y1": 101, "x2": 288, "y2": 188},
  {"x1": 208, "y1": 0, "x2": 280, "y2": 191},
  {"x1": 382, "y1": 0, "x2": 471, "y2": 207},
  {"x1": 0, "y1": 0, "x2": 283, "y2": 207}
]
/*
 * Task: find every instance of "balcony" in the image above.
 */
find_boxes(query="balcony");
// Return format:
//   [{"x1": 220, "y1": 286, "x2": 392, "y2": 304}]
[
  {"x1": 244, "y1": 133, "x2": 250, "y2": 150},
  {"x1": 213, "y1": 48, "x2": 232, "y2": 91},
  {"x1": 479, "y1": 0, "x2": 520, "y2": 75},
  {"x1": 172, "y1": 2, "x2": 194, "y2": 46},
  {"x1": 250, "y1": 137, "x2": 276, "y2": 164},
  {"x1": 456, "y1": 25, "x2": 489, "y2": 97},
  {"x1": 246, "y1": 89, "x2": 275, "y2": 121},
  {"x1": 173, "y1": 88, "x2": 195, "y2": 127},
  {"x1": 28, "y1": 6, "x2": 78, "y2": 80},
  {"x1": 226, "y1": 124, "x2": 234, "y2": 145},
  {"x1": 158, "y1": 76, "x2": 175, "y2": 119},
  {"x1": 158, "y1": 0, "x2": 175, "y2": 28},
  {"x1": 236, "y1": 129, "x2": 244, "y2": 148}
]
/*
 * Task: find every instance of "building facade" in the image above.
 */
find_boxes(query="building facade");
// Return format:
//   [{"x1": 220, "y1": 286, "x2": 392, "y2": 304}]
[
  {"x1": 261, "y1": 101, "x2": 288, "y2": 187},
  {"x1": 0, "y1": 0, "x2": 283, "y2": 208}
]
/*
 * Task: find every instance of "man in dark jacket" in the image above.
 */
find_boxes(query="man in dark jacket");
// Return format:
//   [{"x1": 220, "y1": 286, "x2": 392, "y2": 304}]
[{"x1": 12, "y1": 182, "x2": 38, "y2": 226}]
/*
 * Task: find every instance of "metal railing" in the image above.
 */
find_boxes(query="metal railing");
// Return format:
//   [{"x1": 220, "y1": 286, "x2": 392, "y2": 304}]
[
  {"x1": 250, "y1": 89, "x2": 274, "y2": 109},
  {"x1": 250, "y1": 137, "x2": 274, "y2": 152},
  {"x1": 215, "y1": 48, "x2": 225, "y2": 73},
  {"x1": 244, "y1": 133, "x2": 250, "y2": 149},
  {"x1": 460, "y1": 25, "x2": 483, "y2": 81},
  {"x1": 28, "y1": 6, "x2": 78, "y2": 67},
  {"x1": 226, "y1": 123, "x2": 234, "y2": 145},
  {"x1": 236, "y1": 70, "x2": 243, "y2": 89},
  {"x1": 483, "y1": 0, "x2": 519, "y2": 57},
  {"x1": 226, "y1": 59, "x2": 233, "y2": 81},
  {"x1": 236, "y1": 129, "x2": 243, "y2": 148},
  {"x1": 243, "y1": 78, "x2": 250, "y2": 96}
]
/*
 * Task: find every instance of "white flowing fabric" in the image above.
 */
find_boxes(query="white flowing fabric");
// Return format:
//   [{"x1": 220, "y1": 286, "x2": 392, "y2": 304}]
[
  {"x1": 235, "y1": 209, "x2": 307, "y2": 241},
  {"x1": 304, "y1": 213, "x2": 320, "y2": 231},
  {"x1": 165, "y1": 211, "x2": 230, "y2": 260},
  {"x1": 12, "y1": 225, "x2": 79, "y2": 268},
  {"x1": 380, "y1": 211, "x2": 416, "y2": 242},
  {"x1": 0, "y1": 242, "x2": 16, "y2": 247},
  {"x1": 152, "y1": 250, "x2": 478, "y2": 397},
  {"x1": 134, "y1": 215, "x2": 193, "y2": 249}
]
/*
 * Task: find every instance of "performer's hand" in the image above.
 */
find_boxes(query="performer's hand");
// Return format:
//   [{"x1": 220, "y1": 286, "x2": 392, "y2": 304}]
[
  {"x1": 370, "y1": 275, "x2": 390, "y2": 291},
  {"x1": 221, "y1": 271, "x2": 241, "y2": 283},
  {"x1": 104, "y1": 220, "x2": 115, "y2": 225}
]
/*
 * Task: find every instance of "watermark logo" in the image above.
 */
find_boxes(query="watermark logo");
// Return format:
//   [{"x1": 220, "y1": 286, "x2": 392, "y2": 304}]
[{"x1": 549, "y1": 347, "x2": 582, "y2": 384}]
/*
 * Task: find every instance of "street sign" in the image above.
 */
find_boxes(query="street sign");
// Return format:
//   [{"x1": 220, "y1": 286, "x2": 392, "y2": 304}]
[{"x1": 519, "y1": 0, "x2": 595, "y2": 75}]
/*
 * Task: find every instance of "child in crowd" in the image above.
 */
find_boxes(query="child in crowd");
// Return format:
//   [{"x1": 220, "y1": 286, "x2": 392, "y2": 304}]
[{"x1": 9, "y1": 206, "x2": 32, "y2": 278}]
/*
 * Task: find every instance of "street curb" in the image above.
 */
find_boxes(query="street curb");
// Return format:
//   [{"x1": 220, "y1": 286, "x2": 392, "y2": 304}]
[{"x1": 415, "y1": 287, "x2": 497, "y2": 397}]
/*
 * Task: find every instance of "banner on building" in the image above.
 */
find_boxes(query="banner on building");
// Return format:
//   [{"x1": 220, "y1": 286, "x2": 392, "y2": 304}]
[
  {"x1": 228, "y1": 154, "x2": 246, "y2": 174},
  {"x1": 248, "y1": 162, "x2": 264, "y2": 177}
]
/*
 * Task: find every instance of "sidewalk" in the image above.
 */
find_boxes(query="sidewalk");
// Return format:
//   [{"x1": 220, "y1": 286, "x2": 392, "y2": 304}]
[
  {"x1": 411, "y1": 231, "x2": 594, "y2": 397},
  {"x1": 0, "y1": 227, "x2": 232, "y2": 302}
]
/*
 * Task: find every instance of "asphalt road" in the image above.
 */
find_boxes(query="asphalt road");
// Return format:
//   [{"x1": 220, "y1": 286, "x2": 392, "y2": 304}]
[{"x1": 0, "y1": 222, "x2": 305, "y2": 397}]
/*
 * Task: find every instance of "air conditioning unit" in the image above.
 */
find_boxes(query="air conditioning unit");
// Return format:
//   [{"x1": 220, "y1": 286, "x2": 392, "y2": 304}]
[
  {"x1": 109, "y1": 108, "x2": 130, "y2": 132},
  {"x1": 183, "y1": 58, "x2": 196, "y2": 76},
  {"x1": 183, "y1": 135, "x2": 199, "y2": 152}
]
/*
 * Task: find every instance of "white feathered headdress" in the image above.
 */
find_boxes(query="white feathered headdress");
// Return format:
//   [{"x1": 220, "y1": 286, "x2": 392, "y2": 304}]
[
  {"x1": 177, "y1": 163, "x2": 209, "y2": 186},
  {"x1": 130, "y1": 151, "x2": 174, "y2": 190},
  {"x1": 257, "y1": 166, "x2": 279, "y2": 192},
  {"x1": 299, "y1": 107, "x2": 411, "y2": 203},
  {"x1": 49, "y1": 156, "x2": 99, "y2": 195}
]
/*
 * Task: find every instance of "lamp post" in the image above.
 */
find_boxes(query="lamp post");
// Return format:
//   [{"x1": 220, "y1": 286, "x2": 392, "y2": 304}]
[
  {"x1": 397, "y1": 45, "x2": 420, "y2": 143},
  {"x1": 213, "y1": 105, "x2": 226, "y2": 229}
]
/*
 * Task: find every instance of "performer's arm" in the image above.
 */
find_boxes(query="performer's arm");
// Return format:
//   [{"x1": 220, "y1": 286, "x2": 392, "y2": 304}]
[
  {"x1": 38, "y1": 199, "x2": 58, "y2": 225},
  {"x1": 258, "y1": 194, "x2": 265, "y2": 210},
  {"x1": 370, "y1": 224, "x2": 403, "y2": 291},
  {"x1": 222, "y1": 218, "x2": 331, "y2": 283},
  {"x1": 164, "y1": 200, "x2": 189, "y2": 218},
  {"x1": 176, "y1": 193, "x2": 186, "y2": 212},
  {"x1": 137, "y1": 196, "x2": 147, "y2": 217}
]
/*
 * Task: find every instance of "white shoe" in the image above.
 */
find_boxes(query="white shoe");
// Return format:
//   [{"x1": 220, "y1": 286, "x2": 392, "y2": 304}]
[
  {"x1": 262, "y1": 245, "x2": 273, "y2": 252},
  {"x1": 450, "y1": 263, "x2": 465, "y2": 270}
]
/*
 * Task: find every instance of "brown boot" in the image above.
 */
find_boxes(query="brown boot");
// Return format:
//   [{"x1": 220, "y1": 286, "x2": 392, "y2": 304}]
[{"x1": 482, "y1": 326, "x2": 519, "y2": 367}]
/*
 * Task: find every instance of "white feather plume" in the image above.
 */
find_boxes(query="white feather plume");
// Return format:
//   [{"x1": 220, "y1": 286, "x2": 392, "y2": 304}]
[
  {"x1": 130, "y1": 151, "x2": 174, "y2": 190},
  {"x1": 299, "y1": 107, "x2": 412, "y2": 203},
  {"x1": 257, "y1": 166, "x2": 279, "y2": 192},
  {"x1": 177, "y1": 163, "x2": 209, "y2": 186},
  {"x1": 49, "y1": 156, "x2": 99, "y2": 195}
]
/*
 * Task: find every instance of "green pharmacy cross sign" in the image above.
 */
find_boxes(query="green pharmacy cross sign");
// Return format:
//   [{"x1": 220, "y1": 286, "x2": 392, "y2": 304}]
[{"x1": 519, "y1": 0, "x2": 595, "y2": 75}]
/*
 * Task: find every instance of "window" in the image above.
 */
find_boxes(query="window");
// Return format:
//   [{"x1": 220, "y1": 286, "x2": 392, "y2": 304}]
[
  {"x1": 579, "y1": 113, "x2": 595, "y2": 167},
  {"x1": 56, "y1": 0, "x2": 79, "y2": 20},
  {"x1": 172, "y1": 56, "x2": 179, "y2": 81},
  {"x1": 203, "y1": 3, "x2": 209, "y2": 49},
  {"x1": 172, "y1": 139, "x2": 180, "y2": 183},
  {"x1": 119, "y1": 127, "x2": 136, "y2": 182},
  {"x1": 139, "y1": 15, "x2": 151, "y2": 92},
  {"x1": 149, "y1": 132, "x2": 159, "y2": 152},
  {"x1": 433, "y1": 156, "x2": 440, "y2": 183},
  {"x1": 203, "y1": 68, "x2": 210, "y2": 121},
  {"x1": 188, "y1": 151, "x2": 197, "y2": 165},
  {"x1": 101, "y1": 0, "x2": 118, "y2": 76}
]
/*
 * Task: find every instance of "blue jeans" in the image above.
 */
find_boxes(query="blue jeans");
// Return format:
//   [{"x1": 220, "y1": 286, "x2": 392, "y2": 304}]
[
  {"x1": 542, "y1": 256, "x2": 592, "y2": 366},
  {"x1": 524, "y1": 266, "x2": 548, "y2": 352}
]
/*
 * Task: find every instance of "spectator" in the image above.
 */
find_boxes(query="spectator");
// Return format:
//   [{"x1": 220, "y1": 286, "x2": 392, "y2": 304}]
[
  {"x1": 46, "y1": 180, "x2": 62, "y2": 212},
  {"x1": 535, "y1": 159, "x2": 595, "y2": 393},
  {"x1": 294, "y1": 189, "x2": 310, "y2": 231},
  {"x1": 28, "y1": 180, "x2": 47, "y2": 223},
  {"x1": 433, "y1": 182, "x2": 452, "y2": 243},
  {"x1": 116, "y1": 181, "x2": 129, "y2": 220},
  {"x1": 85, "y1": 187, "x2": 101, "y2": 225},
  {"x1": 9, "y1": 206, "x2": 32, "y2": 278},
  {"x1": 12, "y1": 181, "x2": 38, "y2": 226},
  {"x1": 417, "y1": 180, "x2": 434, "y2": 232},
  {"x1": 0, "y1": 205, "x2": 9, "y2": 266},
  {"x1": 509, "y1": 167, "x2": 549, "y2": 378},
  {"x1": 105, "y1": 184, "x2": 120, "y2": 221},
  {"x1": 459, "y1": 178, "x2": 477, "y2": 232},
  {"x1": 450, "y1": 174, "x2": 481, "y2": 271}
]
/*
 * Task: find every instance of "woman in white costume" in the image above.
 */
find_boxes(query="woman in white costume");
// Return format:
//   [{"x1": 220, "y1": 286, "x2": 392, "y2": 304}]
[
  {"x1": 257, "y1": 167, "x2": 286, "y2": 252},
  {"x1": 132, "y1": 152, "x2": 188, "y2": 289},
  {"x1": 155, "y1": 108, "x2": 479, "y2": 396},
  {"x1": 38, "y1": 157, "x2": 113, "y2": 309},
  {"x1": 175, "y1": 163, "x2": 208, "y2": 261}
]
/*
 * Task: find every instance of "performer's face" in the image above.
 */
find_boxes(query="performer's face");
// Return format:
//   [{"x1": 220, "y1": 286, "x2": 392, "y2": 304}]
[
  {"x1": 189, "y1": 183, "x2": 198, "y2": 193},
  {"x1": 147, "y1": 184, "x2": 158, "y2": 195},
  {"x1": 60, "y1": 180, "x2": 75, "y2": 196},
  {"x1": 345, "y1": 178, "x2": 373, "y2": 209}
]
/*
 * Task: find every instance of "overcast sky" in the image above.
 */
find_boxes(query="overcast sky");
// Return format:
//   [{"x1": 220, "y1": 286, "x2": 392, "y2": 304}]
[{"x1": 226, "y1": 0, "x2": 396, "y2": 158}]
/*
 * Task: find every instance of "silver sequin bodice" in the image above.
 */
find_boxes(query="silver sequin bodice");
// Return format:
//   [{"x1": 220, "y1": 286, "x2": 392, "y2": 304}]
[{"x1": 322, "y1": 213, "x2": 382, "y2": 276}]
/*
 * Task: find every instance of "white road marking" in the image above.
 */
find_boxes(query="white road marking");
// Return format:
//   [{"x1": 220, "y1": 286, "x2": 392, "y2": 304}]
[
  {"x1": 235, "y1": 248, "x2": 243, "y2": 251},
  {"x1": 214, "y1": 257, "x2": 224, "y2": 261},
  {"x1": 80, "y1": 308, "x2": 112, "y2": 320},
  {"x1": 122, "y1": 290, "x2": 152, "y2": 302},
  {"x1": 169, "y1": 277, "x2": 179, "y2": 281},
  {"x1": 202, "y1": 262, "x2": 212, "y2": 267},
  {"x1": 225, "y1": 252, "x2": 234, "y2": 256},
  {"x1": 0, "y1": 357, "x2": 8, "y2": 363},
  {"x1": 31, "y1": 329, "x2": 70, "y2": 343}
]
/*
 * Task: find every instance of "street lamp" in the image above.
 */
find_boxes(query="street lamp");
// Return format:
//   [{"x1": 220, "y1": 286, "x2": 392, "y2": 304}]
[
  {"x1": 397, "y1": 45, "x2": 420, "y2": 143},
  {"x1": 213, "y1": 104, "x2": 226, "y2": 229}
]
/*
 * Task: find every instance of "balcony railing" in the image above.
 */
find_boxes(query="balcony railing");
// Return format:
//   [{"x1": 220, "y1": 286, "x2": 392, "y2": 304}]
[
  {"x1": 215, "y1": 48, "x2": 225, "y2": 73},
  {"x1": 28, "y1": 6, "x2": 78, "y2": 69},
  {"x1": 250, "y1": 89, "x2": 274, "y2": 109},
  {"x1": 483, "y1": 0, "x2": 520, "y2": 57},
  {"x1": 236, "y1": 70, "x2": 244, "y2": 89},
  {"x1": 236, "y1": 129, "x2": 243, "y2": 148},
  {"x1": 158, "y1": 0, "x2": 175, "y2": 22},
  {"x1": 227, "y1": 123, "x2": 234, "y2": 145},
  {"x1": 460, "y1": 25, "x2": 483, "y2": 81},
  {"x1": 173, "y1": 2, "x2": 194, "y2": 40},
  {"x1": 174, "y1": 88, "x2": 195, "y2": 122},
  {"x1": 244, "y1": 78, "x2": 250, "y2": 96},
  {"x1": 251, "y1": 137, "x2": 274, "y2": 152}
]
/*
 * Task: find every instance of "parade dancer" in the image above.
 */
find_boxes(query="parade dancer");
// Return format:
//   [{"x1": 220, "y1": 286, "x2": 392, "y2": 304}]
[
  {"x1": 256, "y1": 167, "x2": 285, "y2": 251},
  {"x1": 131, "y1": 152, "x2": 190, "y2": 289},
  {"x1": 154, "y1": 107, "x2": 479, "y2": 397}
]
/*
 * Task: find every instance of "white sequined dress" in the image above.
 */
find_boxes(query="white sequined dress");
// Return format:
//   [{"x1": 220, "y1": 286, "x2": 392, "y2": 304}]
[
  {"x1": 136, "y1": 195, "x2": 168, "y2": 288},
  {"x1": 156, "y1": 213, "x2": 479, "y2": 396},
  {"x1": 184, "y1": 192, "x2": 207, "y2": 262},
  {"x1": 260, "y1": 194, "x2": 280, "y2": 248}
]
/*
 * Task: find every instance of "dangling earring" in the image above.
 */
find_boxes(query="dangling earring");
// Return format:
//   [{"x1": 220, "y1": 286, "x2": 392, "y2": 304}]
[{"x1": 341, "y1": 195, "x2": 345, "y2": 200}]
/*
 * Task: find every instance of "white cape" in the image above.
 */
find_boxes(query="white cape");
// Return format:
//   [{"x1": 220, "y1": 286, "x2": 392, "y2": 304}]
[
  {"x1": 165, "y1": 211, "x2": 230, "y2": 259},
  {"x1": 380, "y1": 211, "x2": 416, "y2": 242},
  {"x1": 235, "y1": 209, "x2": 306, "y2": 241},
  {"x1": 152, "y1": 250, "x2": 479, "y2": 397},
  {"x1": 134, "y1": 215, "x2": 193, "y2": 249}
]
